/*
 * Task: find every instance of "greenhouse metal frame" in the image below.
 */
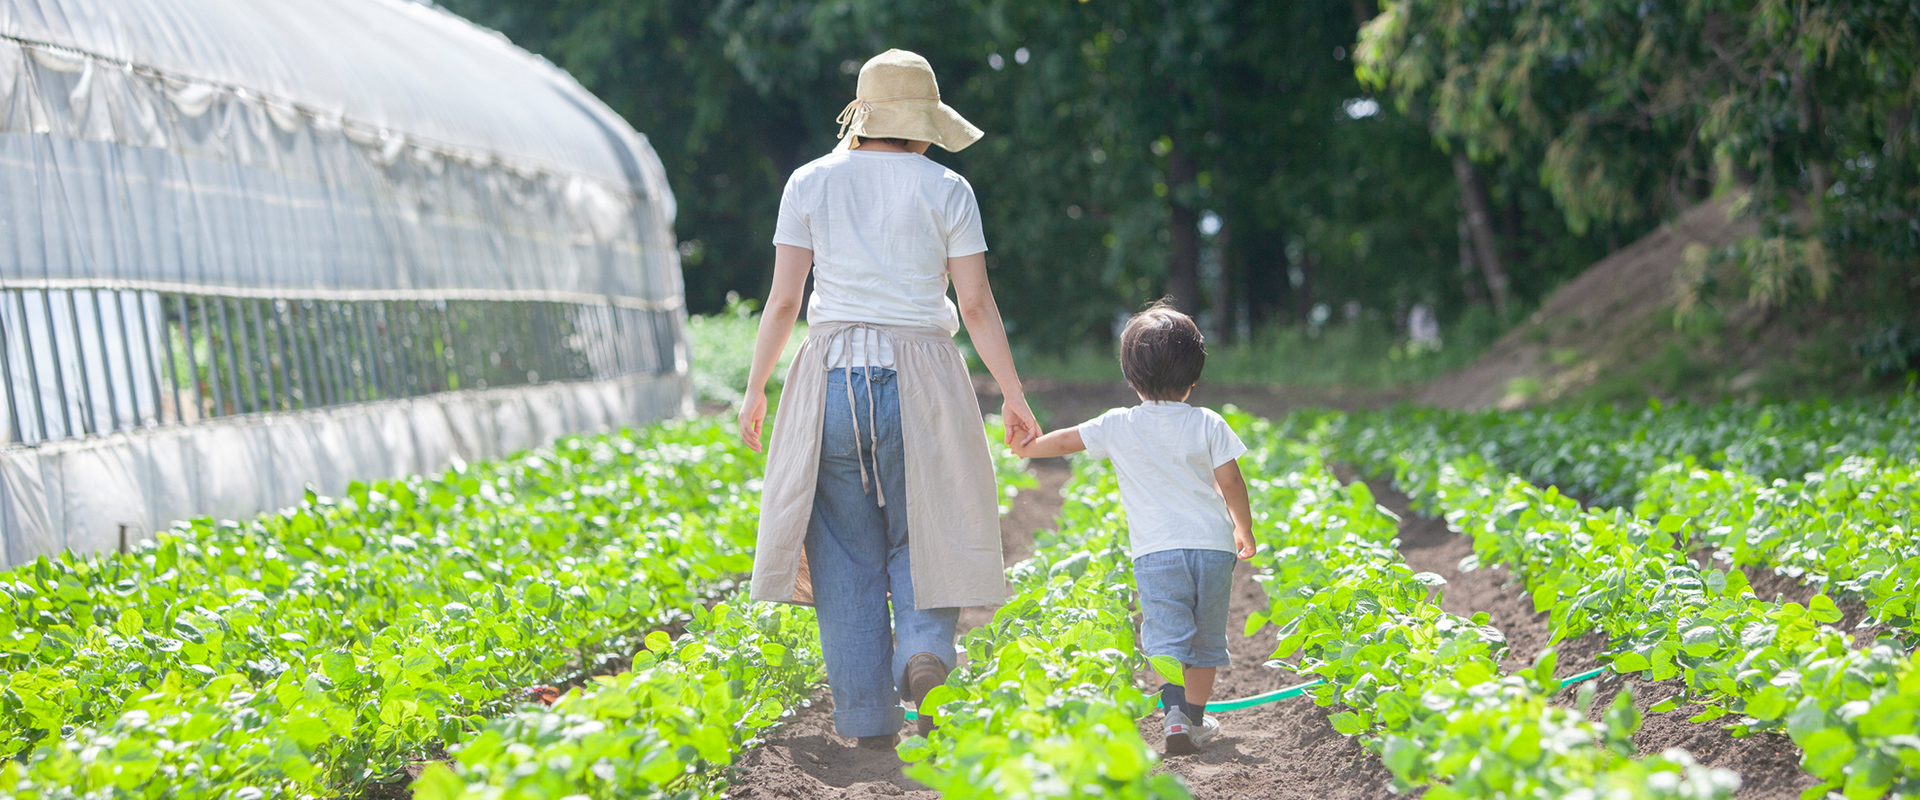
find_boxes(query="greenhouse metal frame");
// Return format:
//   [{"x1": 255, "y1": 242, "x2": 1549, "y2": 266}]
[{"x1": 0, "y1": 0, "x2": 690, "y2": 564}]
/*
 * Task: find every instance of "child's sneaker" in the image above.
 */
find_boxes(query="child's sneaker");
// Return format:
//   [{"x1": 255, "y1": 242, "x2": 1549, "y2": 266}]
[{"x1": 1163, "y1": 707, "x2": 1220, "y2": 754}]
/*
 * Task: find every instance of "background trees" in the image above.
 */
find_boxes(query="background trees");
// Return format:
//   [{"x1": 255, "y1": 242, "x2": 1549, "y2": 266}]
[
  {"x1": 442, "y1": 0, "x2": 1914, "y2": 356},
  {"x1": 1359, "y1": 0, "x2": 1920, "y2": 321}
]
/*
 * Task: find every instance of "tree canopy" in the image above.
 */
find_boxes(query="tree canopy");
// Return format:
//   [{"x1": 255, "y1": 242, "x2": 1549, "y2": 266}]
[
  {"x1": 441, "y1": 0, "x2": 1913, "y2": 351},
  {"x1": 1359, "y1": 0, "x2": 1919, "y2": 315}
]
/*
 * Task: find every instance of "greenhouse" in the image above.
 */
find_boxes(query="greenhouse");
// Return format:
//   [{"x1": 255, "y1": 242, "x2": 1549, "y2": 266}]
[{"x1": 0, "y1": 0, "x2": 688, "y2": 564}]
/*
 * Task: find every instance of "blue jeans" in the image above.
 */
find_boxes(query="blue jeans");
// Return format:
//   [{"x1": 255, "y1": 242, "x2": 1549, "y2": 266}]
[{"x1": 806, "y1": 367, "x2": 960, "y2": 738}]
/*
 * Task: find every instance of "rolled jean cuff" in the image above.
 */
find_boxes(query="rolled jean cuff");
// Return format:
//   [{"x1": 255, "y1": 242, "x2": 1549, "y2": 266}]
[
  {"x1": 1149, "y1": 647, "x2": 1230, "y2": 670},
  {"x1": 832, "y1": 703, "x2": 905, "y2": 738}
]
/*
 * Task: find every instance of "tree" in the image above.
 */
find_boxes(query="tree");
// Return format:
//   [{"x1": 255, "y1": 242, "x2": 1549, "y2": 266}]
[
  {"x1": 1359, "y1": 0, "x2": 1920, "y2": 318},
  {"x1": 445, "y1": 0, "x2": 1607, "y2": 349}
]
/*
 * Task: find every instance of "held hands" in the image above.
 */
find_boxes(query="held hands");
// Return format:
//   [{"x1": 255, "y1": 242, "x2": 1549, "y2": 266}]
[
  {"x1": 738, "y1": 391, "x2": 769, "y2": 453},
  {"x1": 742, "y1": 389, "x2": 1038, "y2": 455},
  {"x1": 1001, "y1": 394, "x2": 1040, "y2": 449}
]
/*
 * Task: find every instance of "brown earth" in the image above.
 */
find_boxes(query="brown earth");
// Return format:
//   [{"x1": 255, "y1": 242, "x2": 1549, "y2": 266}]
[
  {"x1": 1365, "y1": 477, "x2": 1819, "y2": 800},
  {"x1": 1414, "y1": 197, "x2": 1757, "y2": 409},
  {"x1": 725, "y1": 460, "x2": 1070, "y2": 798},
  {"x1": 730, "y1": 381, "x2": 1410, "y2": 800},
  {"x1": 1135, "y1": 559, "x2": 1401, "y2": 799}
]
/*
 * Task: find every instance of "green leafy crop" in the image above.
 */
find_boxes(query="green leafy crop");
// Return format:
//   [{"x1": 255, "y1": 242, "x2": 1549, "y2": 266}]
[
  {"x1": 1, "y1": 417, "x2": 767, "y2": 797},
  {"x1": 1329, "y1": 405, "x2": 1920, "y2": 799},
  {"x1": 1236, "y1": 413, "x2": 1736, "y2": 799}
]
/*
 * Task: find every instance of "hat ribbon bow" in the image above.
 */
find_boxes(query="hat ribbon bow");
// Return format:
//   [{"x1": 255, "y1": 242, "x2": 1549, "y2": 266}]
[{"x1": 835, "y1": 95, "x2": 941, "y2": 140}]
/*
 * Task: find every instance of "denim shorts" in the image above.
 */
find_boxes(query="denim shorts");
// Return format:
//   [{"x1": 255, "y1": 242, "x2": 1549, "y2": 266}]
[{"x1": 1134, "y1": 548, "x2": 1236, "y2": 669}]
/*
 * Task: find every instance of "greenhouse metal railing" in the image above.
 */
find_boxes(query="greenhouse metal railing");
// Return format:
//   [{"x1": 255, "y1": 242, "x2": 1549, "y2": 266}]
[{"x1": 0, "y1": 287, "x2": 678, "y2": 446}]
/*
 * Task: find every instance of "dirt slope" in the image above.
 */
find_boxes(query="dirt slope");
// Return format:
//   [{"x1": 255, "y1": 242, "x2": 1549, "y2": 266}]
[{"x1": 1417, "y1": 198, "x2": 1756, "y2": 409}]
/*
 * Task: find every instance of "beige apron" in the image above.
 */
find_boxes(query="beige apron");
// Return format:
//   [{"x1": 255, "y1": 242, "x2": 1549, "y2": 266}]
[{"x1": 748, "y1": 321, "x2": 1007, "y2": 609}]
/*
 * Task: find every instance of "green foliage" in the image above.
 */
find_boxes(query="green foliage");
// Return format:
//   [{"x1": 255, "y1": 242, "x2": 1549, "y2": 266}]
[
  {"x1": 1233, "y1": 415, "x2": 1736, "y2": 798},
  {"x1": 1359, "y1": 0, "x2": 1920, "y2": 317},
  {"x1": 1322, "y1": 400, "x2": 1920, "y2": 798},
  {"x1": 1638, "y1": 457, "x2": 1920, "y2": 632},
  {"x1": 901, "y1": 458, "x2": 1186, "y2": 799},
  {"x1": 414, "y1": 600, "x2": 820, "y2": 800},
  {"x1": 439, "y1": 0, "x2": 1572, "y2": 350},
  {"x1": 1328, "y1": 396, "x2": 1920, "y2": 507},
  {"x1": 1018, "y1": 307, "x2": 1506, "y2": 388},
  {"x1": 685, "y1": 299, "x2": 806, "y2": 409},
  {"x1": 0, "y1": 418, "x2": 768, "y2": 797}
]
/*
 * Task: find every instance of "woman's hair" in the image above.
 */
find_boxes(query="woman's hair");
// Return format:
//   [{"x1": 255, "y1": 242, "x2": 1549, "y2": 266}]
[
  {"x1": 854, "y1": 136, "x2": 914, "y2": 148},
  {"x1": 1119, "y1": 300, "x2": 1206, "y2": 401}
]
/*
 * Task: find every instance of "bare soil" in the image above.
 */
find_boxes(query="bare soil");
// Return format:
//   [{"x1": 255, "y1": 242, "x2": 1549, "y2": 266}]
[
  {"x1": 1136, "y1": 558, "x2": 1402, "y2": 799},
  {"x1": 725, "y1": 460, "x2": 1071, "y2": 799},
  {"x1": 1414, "y1": 197, "x2": 1756, "y2": 409},
  {"x1": 1365, "y1": 477, "x2": 1819, "y2": 800}
]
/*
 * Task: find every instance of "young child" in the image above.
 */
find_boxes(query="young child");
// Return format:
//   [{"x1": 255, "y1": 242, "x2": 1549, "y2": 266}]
[{"x1": 1011, "y1": 301, "x2": 1256, "y2": 755}]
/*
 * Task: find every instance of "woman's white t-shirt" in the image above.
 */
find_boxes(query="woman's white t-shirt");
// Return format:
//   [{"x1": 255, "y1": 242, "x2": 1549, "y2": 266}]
[{"x1": 772, "y1": 150, "x2": 988, "y2": 366}]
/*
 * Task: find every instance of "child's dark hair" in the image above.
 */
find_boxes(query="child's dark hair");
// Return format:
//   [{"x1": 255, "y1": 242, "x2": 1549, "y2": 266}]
[{"x1": 1119, "y1": 300, "x2": 1205, "y2": 401}]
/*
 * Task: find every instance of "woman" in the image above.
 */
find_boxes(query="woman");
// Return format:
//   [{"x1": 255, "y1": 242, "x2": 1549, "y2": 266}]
[{"x1": 739, "y1": 49, "x2": 1039, "y2": 748}]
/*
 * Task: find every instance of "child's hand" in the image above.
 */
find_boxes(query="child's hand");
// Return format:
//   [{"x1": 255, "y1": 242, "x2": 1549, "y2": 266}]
[{"x1": 1233, "y1": 527, "x2": 1256, "y2": 560}]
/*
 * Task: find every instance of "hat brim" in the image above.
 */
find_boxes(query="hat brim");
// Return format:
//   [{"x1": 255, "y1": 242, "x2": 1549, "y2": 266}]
[{"x1": 842, "y1": 98, "x2": 984, "y2": 153}]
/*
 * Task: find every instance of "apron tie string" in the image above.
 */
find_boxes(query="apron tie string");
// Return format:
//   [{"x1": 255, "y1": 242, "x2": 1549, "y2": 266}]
[{"x1": 826, "y1": 323, "x2": 893, "y2": 507}]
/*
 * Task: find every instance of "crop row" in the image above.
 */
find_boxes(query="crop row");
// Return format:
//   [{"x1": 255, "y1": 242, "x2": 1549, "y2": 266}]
[
  {"x1": 1328, "y1": 396, "x2": 1920, "y2": 507},
  {"x1": 1637, "y1": 457, "x2": 1920, "y2": 634},
  {"x1": 1237, "y1": 416, "x2": 1736, "y2": 799},
  {"x1": 1, "y1": 418, "x2": 764, "y2": 797},
  {"x1": 1337, "y1": 428, "x2": 1920, "y2": 799},
  {"x1": 335, "y1": 418, "x2": 1030, "y2": 799},
  {"x1": 896, "y1": 456, "x2": 1182, "y2": 798},
  {"x1": 412, "y1": 599, "x2": 820, "y2": 799},
  {"x1": 1331, "y1": 404, "x2": 1920, "y2": 635}
]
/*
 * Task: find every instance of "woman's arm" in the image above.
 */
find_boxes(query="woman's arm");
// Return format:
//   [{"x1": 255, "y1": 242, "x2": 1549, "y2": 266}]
[
  {"x1": 738, "y1": 244, "x2": 814, "y2": 453},
  {"x1": 949, "y1": 252, "x2": 1038, "y2": 447}
]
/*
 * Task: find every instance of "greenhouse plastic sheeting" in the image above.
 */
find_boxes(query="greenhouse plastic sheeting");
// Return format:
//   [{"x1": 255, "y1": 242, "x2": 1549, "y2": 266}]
[
  {"x1": 0, "y1": 372, "x2": 690, "y2": 568},
  {"x1": 0, "y1": 0, "x2": 681, "y2": 307}
]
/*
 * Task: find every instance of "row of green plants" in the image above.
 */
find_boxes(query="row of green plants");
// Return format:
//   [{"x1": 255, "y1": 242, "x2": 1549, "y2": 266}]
[
  {"x1": 0, "y1": 418, "x2": 765, "y2": 797},
  {"x1": 411, "y1": 600, "x2": 820, "y2": 799},
  {"x1": 1636, "y1": 457, "x2": 1920, "y2": 635},
  {"x1": 1334, "y1": 396, "x2": 1920, "y2": 507},
  {"x1": 1330, "y1": 400, "x2": 1920, "y2": 634},
  {"x1": 1334, "y1": 428, "x2": 1920, "y2": 799},
  {"x1": 1237, "y1": 415, "x2": 1737, "y2": 799},
  {"x1": 350, "y1": 417, "x2": 1030, "y2": 799},
  {"x1": 897, "y1": 455, "x2": 1184, "y2": 798}
]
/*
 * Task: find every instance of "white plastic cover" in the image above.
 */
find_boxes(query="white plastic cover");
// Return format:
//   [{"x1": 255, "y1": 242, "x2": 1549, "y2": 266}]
[
  {"x1": 0, "y1": 372, "x2": 690, "y2": 567},
  {"x1": 0, "y1": 0, "x2": 683, "y2": 308}
]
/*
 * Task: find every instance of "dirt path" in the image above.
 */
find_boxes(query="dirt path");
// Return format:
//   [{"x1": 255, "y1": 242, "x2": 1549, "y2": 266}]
[
  {"x1": 1365, "y1": 477, "x2": 1816, "y2": 800},
  {"x1": 730, "y1": 387, "x2": 1409, "y2": 799},
  {"x1": 1136, "y1": 559, "x2": 1400, "y2": 799},
  {"x1": 727, "y1": 460, "x2": 1071, "y2": 799}
]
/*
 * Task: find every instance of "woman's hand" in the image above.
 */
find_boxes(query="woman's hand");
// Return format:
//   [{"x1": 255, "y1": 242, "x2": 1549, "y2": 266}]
[
  {"x1": 738, "y1": 244, "x2": 811, "y2": 455},
  {"x1": 739, "y1": 391, "x2": 769, "y2": 453},
  {"x1": 1001, "y1": 394, "x2": 1039, "y2": 448}
]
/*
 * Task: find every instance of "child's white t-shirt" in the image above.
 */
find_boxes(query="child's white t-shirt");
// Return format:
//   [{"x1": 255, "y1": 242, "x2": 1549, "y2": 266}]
[
  {"x1": 772, "y1": 150, "x2": 988, "y2": 366},
  {"x1": 1076, "y1": 401, "x2": 1248, "y2": 558}
]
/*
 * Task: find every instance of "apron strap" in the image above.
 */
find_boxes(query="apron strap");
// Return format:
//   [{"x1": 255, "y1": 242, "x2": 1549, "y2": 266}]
[{"x1": 824, "y1": 323, "x2": 893, "y2": 508}]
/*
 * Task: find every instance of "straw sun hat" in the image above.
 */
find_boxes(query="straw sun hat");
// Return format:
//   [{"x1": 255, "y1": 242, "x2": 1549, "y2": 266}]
[{"x1": 834, "y1": 49, "x2": 984, "y2": 152}]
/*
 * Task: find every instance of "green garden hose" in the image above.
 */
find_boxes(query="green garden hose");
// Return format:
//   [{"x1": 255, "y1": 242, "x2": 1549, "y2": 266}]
[{"x1": 902, "y1": 666, "x2": 1610, "y2": 721}]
